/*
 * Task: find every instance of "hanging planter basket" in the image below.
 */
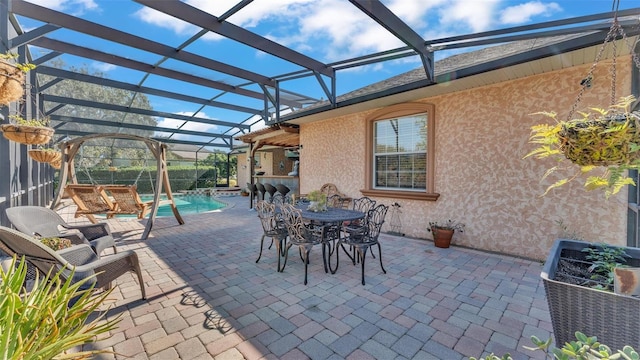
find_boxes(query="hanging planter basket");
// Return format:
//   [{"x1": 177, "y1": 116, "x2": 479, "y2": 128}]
[
  {"x1": 49, "y1": 159, "x2": 61, "y2": 169},
  {"x1": 0, "y1": 124, "x2": 54, "y2": 145},
  {"x1": 28, "y1": 149, "x2": 61, "y2": 163},
  {"x1": 558, "y1": 111, "x2": 640, "y2": 166},
  {"x1": 0, "y1": 60, "x2": 25, "y2": 105}
]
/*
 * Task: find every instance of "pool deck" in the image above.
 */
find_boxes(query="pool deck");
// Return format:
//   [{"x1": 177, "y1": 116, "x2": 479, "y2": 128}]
[{"x1": 54, "y1": 195, "x2": 553, "y2": 360}]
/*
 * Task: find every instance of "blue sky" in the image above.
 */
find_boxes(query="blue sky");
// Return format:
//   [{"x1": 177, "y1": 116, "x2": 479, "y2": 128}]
[{"x1": 16, "y1": 0, "x2": 640, "y2": 148}]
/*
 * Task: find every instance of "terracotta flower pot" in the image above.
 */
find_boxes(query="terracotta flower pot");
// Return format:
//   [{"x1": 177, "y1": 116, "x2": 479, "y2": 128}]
[{"x1": 431, "y1": 227, "x2": 454, "y2": 248}]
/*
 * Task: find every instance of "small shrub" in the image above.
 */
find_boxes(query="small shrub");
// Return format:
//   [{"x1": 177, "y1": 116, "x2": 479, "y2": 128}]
[{"x1": 0, "y1": 256, "x2": 120, "y2": 359}]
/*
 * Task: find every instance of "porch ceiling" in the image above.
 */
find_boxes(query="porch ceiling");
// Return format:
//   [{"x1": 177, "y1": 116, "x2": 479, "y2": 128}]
[
  {"x1": 235, "y1": 124, "x2": 299, "y2": 148},
  {"x1": 4, "y1": 1, "x2": 640, "y2": 152}
]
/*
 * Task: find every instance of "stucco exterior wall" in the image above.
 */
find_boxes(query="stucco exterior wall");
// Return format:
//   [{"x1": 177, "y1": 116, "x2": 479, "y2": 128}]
[{"x1": 299, "y1": 59, "x2": 632, "y2": 260}]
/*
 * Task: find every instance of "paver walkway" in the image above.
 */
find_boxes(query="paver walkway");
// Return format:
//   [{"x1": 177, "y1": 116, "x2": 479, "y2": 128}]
[{"x1": 56, "y1": 195, "x2": 552, "y2": 360}]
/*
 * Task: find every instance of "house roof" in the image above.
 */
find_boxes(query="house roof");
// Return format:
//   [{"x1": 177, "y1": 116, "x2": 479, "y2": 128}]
[{"x1": 280, "y1": 22, "x2": 640, "y2": 125}]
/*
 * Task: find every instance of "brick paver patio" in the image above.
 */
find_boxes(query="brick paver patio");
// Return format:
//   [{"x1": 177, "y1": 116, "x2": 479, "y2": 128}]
[{"x1": 56, "y1": 195, "x2": 552, "y2": 360}]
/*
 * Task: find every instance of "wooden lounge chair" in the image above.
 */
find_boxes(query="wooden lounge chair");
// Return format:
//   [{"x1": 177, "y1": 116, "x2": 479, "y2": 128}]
[
  {"x1": 65, "y1": 184, "x2": 116, "y2": 224},
  {"x1": 103, "y1": 185, "x2": 153, "y2": 219}
]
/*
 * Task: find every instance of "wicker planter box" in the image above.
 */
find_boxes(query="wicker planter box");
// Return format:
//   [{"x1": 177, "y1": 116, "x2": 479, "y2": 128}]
[{"x1": 542, "y1": 239, "x2": 640, "y2": 350}]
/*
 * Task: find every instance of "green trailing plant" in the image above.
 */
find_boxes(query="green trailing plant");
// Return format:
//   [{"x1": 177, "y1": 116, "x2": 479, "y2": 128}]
[
  {"x1": 471, "y1": 332, "x2": 640, "y2": 360},
  {"x1": 427, "y1": 219, "x2": 465, "y2": 233},
  {"x1": 306, "y1": 190, "x2": 328, "y2": 212},
  {"x1": 525, "y1": 95, "x2": 640, "y2": 198},
  {"x1": 7, "y1": 114, "x2": 50, "y2": 127},
  {"x1": 0, "y1": 256, "x2": 120, "y2": 359},
  {"x1": 0, "y1": 52, "x2": 36, "y2": 72},
  {"x1": 582, "y1": 243, "x2": 630, "y2": 290}
]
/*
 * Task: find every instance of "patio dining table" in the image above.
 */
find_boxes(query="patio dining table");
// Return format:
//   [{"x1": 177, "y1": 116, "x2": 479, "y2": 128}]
[{"x1": 295, "y1": 204, "x2": 365, "y2": 274}]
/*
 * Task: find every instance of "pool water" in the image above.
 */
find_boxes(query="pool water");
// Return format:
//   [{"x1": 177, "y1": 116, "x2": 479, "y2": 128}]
[{"x1": 138, "y1": 194, "x2": 226, "y2": 217}]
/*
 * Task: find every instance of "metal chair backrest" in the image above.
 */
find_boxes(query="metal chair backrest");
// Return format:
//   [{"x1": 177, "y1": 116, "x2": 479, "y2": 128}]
[
  {"x1": 364, "y1": 204, "x2": 389, "y2": 242},
  {"x1": 280, "y1": 204, "x2": 324, "y2": 246},
  {"x1": 352, "y1": 196, "x2": 376, "y2": 214},
  {"x1": 270, "y1": 193, "x2": 290, "y2": 206},
  {"x1": 327, "y1": 194, "x2": 348, "y2": 209},
  {"x1": 263, "y1": 183, "x2": 277, "y2": 202},
  {"x1": 256, "y1": 183, "x2": 266, "y2": 201},
  {"x1": 275, "y1": 184, "x2": 291, "y2": 196},
  {"x1": 256, "y1": 201, "x2": 284, "y2": 236}
]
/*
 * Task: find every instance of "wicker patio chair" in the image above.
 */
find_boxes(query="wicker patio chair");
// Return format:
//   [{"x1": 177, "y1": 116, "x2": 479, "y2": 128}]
[
  {"x1": 335, "y1": 204, "x2": 389, "y2": 285},
  {"x1": 255, "y1": 201, "x2": 288, "y2": 272},
  {"x1": 5, "y1": 206, "x2": 117, "y2": 256},
  {"x1": 103, "y1": 185, "x2": 153, "y2": 219},
  {"x1": 0, "y1": 226, "x2": 146, "y2": 299},
  {"x1": 280, "y1": 203, "x2": 326, "y2": 285}
]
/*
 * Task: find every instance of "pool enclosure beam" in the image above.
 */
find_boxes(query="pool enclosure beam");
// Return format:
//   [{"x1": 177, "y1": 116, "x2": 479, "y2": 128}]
[{"x1": 51, "y1": 133, "x2": 185, "y2": 240}]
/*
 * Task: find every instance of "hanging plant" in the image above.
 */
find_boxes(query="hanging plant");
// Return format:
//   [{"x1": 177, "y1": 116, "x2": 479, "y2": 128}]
[
  {"x1": 1, "y1": 114, "x2": 54, "y2": 145},
  {"x1": 525, "y1": 95, "x2": 640, "y2": 197},
  {"x1": 0, "y1": 52, "x2": 35, "y2": 105}
]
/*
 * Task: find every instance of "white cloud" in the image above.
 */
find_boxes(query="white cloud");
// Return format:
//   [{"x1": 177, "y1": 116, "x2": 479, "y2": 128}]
[
  {"x1": 438, "y1": 0, "x2": 501, "y2": 33},
  {"x1": 499, "y1": 1, "x2": 562, "y2": 25},
  {"x1": 28, "y1": 0, "x2": 98, "y2": 15},
  {"x1": 134, "y1": 7, "x2": 196, "y2": 35},
  {"x1": 91, "y1": 62, "x2": 116, "y2": 73},
  {"x1": 156, "y1": 111, "x2": 218, "y2": 140}
]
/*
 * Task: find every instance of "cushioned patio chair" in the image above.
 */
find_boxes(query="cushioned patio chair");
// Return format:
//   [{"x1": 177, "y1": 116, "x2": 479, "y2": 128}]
[
  {"x1": 5, "y1": 206, "x2": 117, "y2": 256},
  {"x1": 103, "y1": 185, "x2": 153, "y2": 219},
  {"x1": 65, "y1": 184, "x2": 116, "y2": 223},
  {"x1": 0, "y1": 226, "x2": 145, "y2": 299}
]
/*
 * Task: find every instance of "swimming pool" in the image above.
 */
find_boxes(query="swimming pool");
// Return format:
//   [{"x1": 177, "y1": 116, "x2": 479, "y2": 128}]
[{"x1": 138, "y1": 194, "x2": 226, "y2": 217}]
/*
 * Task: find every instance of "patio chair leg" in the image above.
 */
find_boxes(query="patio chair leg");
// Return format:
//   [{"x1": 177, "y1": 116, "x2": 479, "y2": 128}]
[
  {"x1": 132, "y1": 256, "x2": 147, "y2": 300},
  {"x1": 377, "y1": 243, "x2": 386, "y2": 274},
  {"x1": 360, "y1": 247, "x2": 368, "y2": 286},
  {"x1": 256, "y1": 234, "x2": 266, "y2": 263},
  {"x1": 329, "y1": 242, "x2": 340, "y2": 274},
  {"x1": 280, "y1": 242, "x2": 292, "y2": 273},
  {"x1": 302, "y1": 247, "x2": 311, "y2": 285},
  {"x1": 112, "y1": 244, "x2": 118, "y2": 254},
  {"x1": 268, "y1": 238, "x2": 274, "y2": 250}
]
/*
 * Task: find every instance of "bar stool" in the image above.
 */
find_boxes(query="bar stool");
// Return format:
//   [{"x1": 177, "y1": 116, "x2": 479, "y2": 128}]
[
  {"x1": 275, "y1": 184, "x2": 290, "y2": 197},
  {"x1": 264, "y1": 183, "x2": 277, "y2": 203},
  {"x1": 247, "y1": 182, "x2": 258, "y2": 206},
  {"x1": 256, "y1": 183, "x2": 266, "y2": 201}
]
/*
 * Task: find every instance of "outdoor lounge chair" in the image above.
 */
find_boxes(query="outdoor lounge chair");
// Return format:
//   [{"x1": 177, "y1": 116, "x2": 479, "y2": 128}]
[
  {"x1": 5, "y1": 206, "x2": 117, "y2": 256},
  {"x1": 65, "y1": 184, "x2": 116, "y2": 223},
  {"x1": 0, "y1": 226, "x2": 146, "y2": 299},
  {"x1": 103, "y1": 185, "x2": 153, "y2": 219}
]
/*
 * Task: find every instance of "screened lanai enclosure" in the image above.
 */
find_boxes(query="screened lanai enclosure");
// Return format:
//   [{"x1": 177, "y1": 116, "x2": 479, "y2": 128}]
[{"x1": 1, "y1": 0, "x2": 639, "y2": 230}]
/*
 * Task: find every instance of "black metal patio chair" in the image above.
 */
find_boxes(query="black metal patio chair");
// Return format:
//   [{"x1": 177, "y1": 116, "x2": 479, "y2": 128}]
[{"x1": 334, "y1": 204, "x2": 389, "y2": 285}]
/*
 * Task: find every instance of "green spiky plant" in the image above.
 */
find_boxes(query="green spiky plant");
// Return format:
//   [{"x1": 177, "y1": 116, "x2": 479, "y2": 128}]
[
  {"x1": 0, "y1": 256, "x2": 120, "y2": 359},
  {"x1": 525, "y1": 95, "x2": 640, "y2": 198},
  {"x1": 471, "y1": 332, "x2": 639, "y2": 360}
]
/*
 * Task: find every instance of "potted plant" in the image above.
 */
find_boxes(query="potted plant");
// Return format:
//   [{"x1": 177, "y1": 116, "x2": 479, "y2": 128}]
[
  {"x1": 0, "y1": 52, "x2": 35, "y2": 105},
  {"x1": 542, "y1": 238, "x2": 640, "y2": 350},
  {"x1": 1, "y1": 114, "x2": 54, "y2": 145},
  {"x1": 306, "y1": 190, "x2": 327, "y2": 212},
  {"x1": 525, "y1": 95, "x2": 640, "y2": 197},
  {"x1": 427, "y1": 219, "x2": 464, "y2": 248}
]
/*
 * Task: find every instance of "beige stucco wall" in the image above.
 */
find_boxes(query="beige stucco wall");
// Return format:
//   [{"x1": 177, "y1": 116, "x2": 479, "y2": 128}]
[{"x1": 299, "y1": 59, "x2": 632, "y2": 260}]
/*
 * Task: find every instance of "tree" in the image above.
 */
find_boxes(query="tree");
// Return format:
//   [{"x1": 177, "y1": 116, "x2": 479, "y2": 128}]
[{"x1": 36, "y1": 60, "x2": 158, "y2": 168}]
